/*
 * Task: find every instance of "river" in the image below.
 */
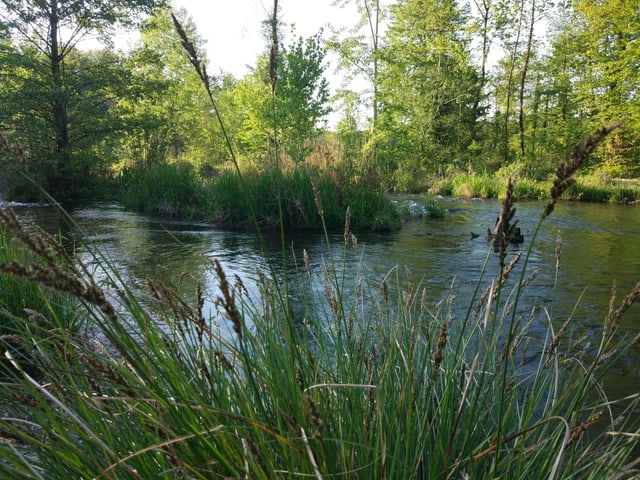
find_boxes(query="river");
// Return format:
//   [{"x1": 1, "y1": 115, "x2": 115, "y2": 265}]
[{"x1": 8, "y1": 196, "x2": 640, "y2": 398}]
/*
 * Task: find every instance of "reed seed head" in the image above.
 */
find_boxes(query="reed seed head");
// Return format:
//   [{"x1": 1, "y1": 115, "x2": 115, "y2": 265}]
[
  {"x1": 213, "y1": 259, "x2": 243, "y2": 342},
  {"x1": 544, "y1": 122, "x2": 620, "y2": 218}
]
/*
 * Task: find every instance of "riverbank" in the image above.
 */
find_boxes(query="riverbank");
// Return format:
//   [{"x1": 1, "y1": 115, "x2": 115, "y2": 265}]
[
  {"x1": 2, "y1": 126, "x2": 639, "y2": 476},
  {"x1": 428, "y1": 172, "x2": 640, "y2": 204},
  {"x1": 115, "y1": 164, "x2": 638, "y2": 237},
  {"x1": 1, "y1": 187, "x2": 639, "y2": 478}
]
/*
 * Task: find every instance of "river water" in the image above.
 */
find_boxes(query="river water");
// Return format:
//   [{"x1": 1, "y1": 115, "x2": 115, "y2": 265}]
[{"x1": 8, "y1": 197, "x2": 640, "y2": 398}]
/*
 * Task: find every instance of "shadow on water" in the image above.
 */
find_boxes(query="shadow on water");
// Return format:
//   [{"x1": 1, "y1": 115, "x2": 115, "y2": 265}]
[{"x1": 8, "y1": 197, "x2": 640, "y2": 397}]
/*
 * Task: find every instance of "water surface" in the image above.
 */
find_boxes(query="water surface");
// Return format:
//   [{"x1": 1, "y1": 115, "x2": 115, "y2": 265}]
[{"x1": 11, "y1": 197, "x2": 640, "y2": 397}]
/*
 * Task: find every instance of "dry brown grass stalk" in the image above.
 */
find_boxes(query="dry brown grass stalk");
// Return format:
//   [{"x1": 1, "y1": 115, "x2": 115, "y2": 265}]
[
  {"x1": 432, "y1": 316, "x2": 450, "y2": 382},
  {"x1": 555, "y1": 231, "x2": 563, "y2": 271},
  {"x1": 0, "y1": 208, "x2": 118, "y2": 323},
  {"x1": 213, "y1": 259, "x2": 243, "y2": 342},
  {"x1": 544, "y1": 122, "x2": 621, "y2": 218},
  {"x1": 268, "y1": 0, "x2": 279, "y2": 92},
  {"x1": 343, "y1": 205, "x2": 351, "y2": 247},
  {"x1": 304, "y1": 393, "x2": 324, "y2": 441},
  {"x1": 171, "y1": 13, "x2": 210, "y2": 97},
  {"x1": 310, "y1": 174, "x2": 324, "y2": 218},
  {"x1": 0, "y1": 132, "x2": 27, "y2": 168},
  {"x1": 605, "y1": 280, "x2": 640, "y2": 337},
  {"x1": 494, "y1": 177, "x2": 518, "y2": 272},
  {"x1": 545, "y1": 313, "x2": 573, "y2": 367}
]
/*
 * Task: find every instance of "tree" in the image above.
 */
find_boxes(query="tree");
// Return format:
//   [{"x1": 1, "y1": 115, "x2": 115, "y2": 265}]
[
  {"x1": 0, "y1": 44, "x2": 135, "y2": 196},
  {"x1": 328, "y1": 0, "x2": 389, "y2": 179},
  {"x1": 117, "y1": 6, "x2": 230, "y2": 174},
  {"x1": 328, "y1": 0, "x2": 387, "y2": 130},
  {"x1": 231, "y1": 31, "x2": 330, "y2": 166},
  {"x1": 0, "y1": 0, "x2": 166, "y2": 195},
  {"x1": 275, "y1": 32, "x2": 331, "y2": 163},
  {"x1": 563, "y1": 0, "x2": 640, "y2": 175},
  {"x1": 377, "y1": 0, "x2": 479, "y2": 186}
]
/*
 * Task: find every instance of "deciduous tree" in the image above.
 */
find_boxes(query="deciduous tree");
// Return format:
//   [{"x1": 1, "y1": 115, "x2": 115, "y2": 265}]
[{"x1": 0, "y1": 0, "x2": 166, "y2": 195}]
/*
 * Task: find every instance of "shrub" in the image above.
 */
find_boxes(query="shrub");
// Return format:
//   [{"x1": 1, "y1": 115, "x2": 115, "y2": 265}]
[{"x1": 424, "y1": 195, "x2": 446, "y2": 218}]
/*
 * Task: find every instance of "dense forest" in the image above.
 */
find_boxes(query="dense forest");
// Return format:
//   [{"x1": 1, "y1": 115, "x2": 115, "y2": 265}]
[{"x1": 0, "y1": 0, "x2": 638, "y2": 201}]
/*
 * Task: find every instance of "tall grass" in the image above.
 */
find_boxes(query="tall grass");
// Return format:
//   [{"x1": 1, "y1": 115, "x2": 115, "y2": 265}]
[
  {"x1": 0, "y1": 16, "x2": 638, "y2": 479},
  {"x1": 119, "y1": 163, "x2": 207, "y2": 218},
  {"x1": 429, "y1": 170, "x2": 640, "y2": 203},
  {"x1": 118, "y1": 164, "x2": 401, "y2": 232},
  {"x1": 0, "y1": 221, "x2": 80, "y2": 380}
]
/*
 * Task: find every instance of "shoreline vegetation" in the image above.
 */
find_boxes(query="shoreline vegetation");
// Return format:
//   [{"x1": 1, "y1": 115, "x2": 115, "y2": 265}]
[
  {"x1": 0, "y1": 10, "x2": 640, "y2": 480},
  {"x1": 0, "y1": 6, "x2": 638, "y2": 477},
  {"x1": 1, "y1": 7, "x2": 639, "y2": 477},
  {"x1": 115, "y1": 161, "x2": 640, "y2": 231}
]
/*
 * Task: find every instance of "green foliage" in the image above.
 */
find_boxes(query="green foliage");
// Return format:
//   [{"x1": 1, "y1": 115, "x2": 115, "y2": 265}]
[
  {"x1": 275, "y1": 33, "x2": 331, "y2": 163},
  {"x1": 0, "y1": 226, "x2": 71, "y2": 329},
  {"x1": 424, "y1": 196, "x2": 446, "y2": 218},
  {"x1": 0, "y1": 0, "x2": 167, "y2": 198},
  {"x1": 114, "y1": 7, "x2": 232, "y2": 173},
  {"x1": 0, "y1": 224, "x2": 79, "y2": 379},
  {"x1": 564, "y1": 177, "x2": 640, "y2": 203},
  {"x1": 116, "y1": 164, "x2": 401, "y2": 232},
  {"x1": 377, "y1": 0, "x2": 479, "y2": 177},
  {"x1": 206, "y1": 167, "x2": 400, "y2": 232},
  {"x1": 451, "y1": 172, "x2": 500, "y2": 198},
  {"x1": 119, "y1": 163, "x2": 207, "y2": 218}
]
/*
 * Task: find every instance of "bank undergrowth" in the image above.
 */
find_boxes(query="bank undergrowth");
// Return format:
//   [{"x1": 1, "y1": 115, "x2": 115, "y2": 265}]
[
  {"x1": 429, "y1": 171, "x2": 640, "y2": 203},
  {"x1": 119, "y1": 164, "x2": 400, "y2": 232},
  {"x1": 1, "y1": 137, "x2": 639, "y2": 477}
]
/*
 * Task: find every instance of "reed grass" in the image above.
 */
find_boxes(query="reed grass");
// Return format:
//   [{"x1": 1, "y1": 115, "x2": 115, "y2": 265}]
[
  {"x1": 0, "y1": 14, "x2": 638, "y2": 479},
  {"x1": 424, "y1": 196, "x2": 446, "y2": 218},
  {"x1": 119, "y1": 163, "x2": 207, "y2": 218},
  {"x1": 429, "y1": 168, "x2": 640, "y2": 203}
]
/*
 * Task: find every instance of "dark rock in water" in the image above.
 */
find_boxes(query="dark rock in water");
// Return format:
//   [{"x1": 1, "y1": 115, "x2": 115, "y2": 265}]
[
  {"x1": 470, "y1": 231, "x2": 480, "y2": 239},
  {"x1": 487, "y1": 226, "x2": 524, "y2": 244}
]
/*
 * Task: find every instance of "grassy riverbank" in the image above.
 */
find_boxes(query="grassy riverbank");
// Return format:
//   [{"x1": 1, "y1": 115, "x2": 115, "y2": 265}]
[
  {"x1": 119, "y1": 163, "x2": 401, "y2": 232},
  {"x1": 1, "y1": 127, "x2": 639, "y2": 479},
  {"x1": 429, "y1": 171, "x2": 640, "y2": 203}
]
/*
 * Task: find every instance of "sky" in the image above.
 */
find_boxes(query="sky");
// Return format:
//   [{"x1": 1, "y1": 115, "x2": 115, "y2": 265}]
[
  {"x1": 171, "y1": 0, "x2": 355, "y2": 79},
  {"x1": 167, "y1": 0, "x2": 366, "y2": 126}
]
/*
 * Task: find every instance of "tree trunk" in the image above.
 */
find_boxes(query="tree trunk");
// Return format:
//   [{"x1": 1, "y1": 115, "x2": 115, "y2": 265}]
[
  {"x1": 49, "y1": 0, "x2": 71, "y2": 190},
  {"x1": 503, "y1": 0, "x2": 524, "y2": 164},
  {"x1": 518, "y1": 0, "x2": 536, "y2": 162},
  {"x1": 471, "y1": 0, "x2": 490, "y2": 141}
]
